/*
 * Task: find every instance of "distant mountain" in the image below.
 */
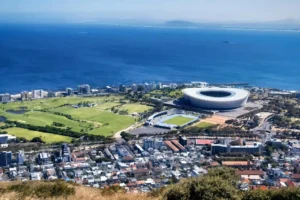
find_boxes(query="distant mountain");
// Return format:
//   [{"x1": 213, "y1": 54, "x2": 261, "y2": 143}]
[
  {"x1": 162, "y1": 19, "x2": 300, "y2": 30},
  {"x1": 261, "y1": 18, "x2": 300, "y2": 25},
  {"x1": 163, "y1": 20, "x2": 200, "y2": 27}
]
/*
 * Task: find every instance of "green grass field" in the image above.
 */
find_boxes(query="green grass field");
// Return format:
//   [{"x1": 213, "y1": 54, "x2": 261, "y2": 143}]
[
  {"x1": 164, "y1": 116, "x2": 194, "y2": 126},
  {"x1": 0, "y1": 96, "x2": 122, "y2": 111},
  {"x1": 195, "y1": 122, "x2": 215, "y2": 129},
  {"x1": 168, "y1": 89, "x2": 183, "y2": 98},
  {"x1": 49, "y1": 106, "x2": 74, "y2": 113},
  {"x1": 62, "y1": 108, "x2": 135, "y2": 136},
  {"x1": 5, "y1": 127, "x2": 72, "y2": 143},
  {"x1": 96, "y1": 102, "x2": 121, "y2": 110},
  {"x1": 119, "y1": 103, "x2": 152, "y2": 114},
  {"x1": 0, "y1": 110, "x2": 93, "y2": 132},
  {"x1": 150, "y1": 90, "x2": 164, "y2": 95},
  {"x1": 0, "y1": 95, "x2": 145, "y2": 138}
]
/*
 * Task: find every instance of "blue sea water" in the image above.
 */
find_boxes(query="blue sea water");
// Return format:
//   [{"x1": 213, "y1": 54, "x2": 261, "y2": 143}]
[{"x1": 0, "y1": 24, "x2": 300, "y2": 93}]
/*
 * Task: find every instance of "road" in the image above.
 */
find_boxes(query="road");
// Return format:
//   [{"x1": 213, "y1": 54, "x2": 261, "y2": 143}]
[
  {"x1": 113, "y1": 121, "x2": 145, "y2": 141},
  {"x1": 251, "y1": 114, "x2": 276, "y2": 144}
]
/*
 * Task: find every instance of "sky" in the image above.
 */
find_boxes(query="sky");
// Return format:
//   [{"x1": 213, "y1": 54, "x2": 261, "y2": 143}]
[{"x1": 0, "y1": 0, "x2": 300, "y2": 23}]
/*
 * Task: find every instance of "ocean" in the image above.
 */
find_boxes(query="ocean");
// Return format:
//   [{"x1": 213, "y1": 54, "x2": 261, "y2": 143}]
[{"x1": 0, "y1": 24, "x2": 300, "y2": 93}]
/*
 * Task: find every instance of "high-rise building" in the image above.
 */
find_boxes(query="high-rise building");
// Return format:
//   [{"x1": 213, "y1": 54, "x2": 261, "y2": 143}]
[
  {"x1": 0, "y1": 94, "x2": 11, "y2": 103},
  {"x1": 143, "y1": 137, "x2": 164, "y2": 151},
  {"x1": 61, "y1": 143, "x2": 71, "y2": 162},
  {"x1": 131, "y1": 84, "x2": 137, "y2": 92},
  {"x1": 66, "y1": 88, "x2": 74, "y2": 96},
  {"x1": 119, "y1": 85, "x2": 126, "y2": 93},
  {"x1": 0, "y1": 151, "x2": 12, "y2": 167},
  {"x1": 157, "y1": 83, "x2": 162, "y2": 89},
  {"x1": 21, "y1": 91, "x2": 30, "y2": 100},
  {"x1": 17, "y1": 150, "x2": 25, "y2": 165},
  {"x1": 32, "y1": 90, "x2": 44, "y2": 99},
  {"x1": 179, "y1": 136, "x2": 187, "y2": 146},
  {"x1": 144, "y1": 83, "x2": 151, "y2": 92},
  {"x1": 78, "y1": 84, "x2": 91, "y2": 94},
  {"x1": 47, "y1": 91, "x2": 56, "y2": 98}
]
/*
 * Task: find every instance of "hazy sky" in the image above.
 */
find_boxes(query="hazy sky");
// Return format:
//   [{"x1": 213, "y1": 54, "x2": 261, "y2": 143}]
[{"x1": 1, "y1": 0, "x2": 300, "y2": 23}]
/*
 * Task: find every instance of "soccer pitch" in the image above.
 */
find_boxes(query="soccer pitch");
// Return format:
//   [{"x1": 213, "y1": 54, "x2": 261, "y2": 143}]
[{"x1": 163, "y1": 116, "x2": 195, "y2": 126}]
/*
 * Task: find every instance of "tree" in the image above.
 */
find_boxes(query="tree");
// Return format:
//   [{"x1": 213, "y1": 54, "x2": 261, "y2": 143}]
[
  {"x1": 120, "y1": 131, "x2": 134, "y2": 142},
  {"x1": 0, "y1": 131, "x2": 8, "y2": 134},
  {"x1": 31, "y1": 137, "x2": 44, "y2": 143},
  {"x1": 137, "y1": 85, "x2": 144, "y2": 92},
  {"x1": 242, "y1": 187, "x2": 300, "y2": 200},
  {"x1": 162, "y1": 168, "x2": 240, "y2": 200}
]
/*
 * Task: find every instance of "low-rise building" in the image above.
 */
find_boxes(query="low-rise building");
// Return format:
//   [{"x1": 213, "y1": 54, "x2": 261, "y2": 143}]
[
  {"x1": 211, "y1": 139, "x2": 262, "y2": 155},
  {"x1": 21, "y1": 91, "x2": 30, "y2": 100},
  {"x1": 32, "y1": 89, "x2": 44, "y2": 99},
  {"x1": 0, "y1": 93, "x2": 11, "y2": 103},
  {"x1": 0, "y1": 151, "x2": 12, "y2": 167}
]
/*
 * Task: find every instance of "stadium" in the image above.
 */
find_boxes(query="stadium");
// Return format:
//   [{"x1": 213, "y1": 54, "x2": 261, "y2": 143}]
[
  {"x1": 146, "y1": 109, "x2": 198, "y2": 129},
  {"x1": 182, "y1": 88, "x2": 250, "y2": 110}
]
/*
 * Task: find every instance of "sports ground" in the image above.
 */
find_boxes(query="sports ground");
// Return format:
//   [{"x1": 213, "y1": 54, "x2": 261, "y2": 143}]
[
  {"x1": 0, "y1": 96, "x2": 152, "y2": 142},
  {"x1": 5, "y1": 127, "x2": 72, "y2": 143},
  {"x1": 163, "y1": 116, "x2": 196, "y2": 126}
]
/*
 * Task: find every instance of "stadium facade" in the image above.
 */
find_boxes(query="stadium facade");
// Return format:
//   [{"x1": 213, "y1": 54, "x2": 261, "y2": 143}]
[{"x1": 182, "y1": 88, "x2": 250, "y2": 110}]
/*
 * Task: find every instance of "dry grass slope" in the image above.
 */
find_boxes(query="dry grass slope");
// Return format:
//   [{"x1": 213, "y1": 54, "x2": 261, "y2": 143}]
[{"x1": 0, "y1": 181, "x2": 156, "y2": 200}]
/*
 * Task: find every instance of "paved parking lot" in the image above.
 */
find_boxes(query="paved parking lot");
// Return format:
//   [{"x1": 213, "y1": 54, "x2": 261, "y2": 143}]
[{"x1": 129, "y1": 126, "x2": 171, "y2": 135}]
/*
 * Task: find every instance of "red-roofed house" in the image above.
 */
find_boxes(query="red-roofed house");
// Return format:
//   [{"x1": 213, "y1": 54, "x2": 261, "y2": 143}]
[
  {"x1": 291, "y1": 174, "x2": 300, "y2": 182},
  {"x1": 133, "y1": 168, "x2": 150, "y2": 179},
  {"x1": 236, "y1": 170, "x2": 265, "y2": 176},
  {"x1": 196, "y1": 139, "x2": 214, "y2": 146},
  {"x1": 285, "y1": 181, "x2": 296, "y2": 188},
  {"x1": 236, "y1": 170, "x2": 265, "y2": 180},
  {"x1": 222, "y1": 161, "x2": 253, "y2": 169},
  {"x1": 252, "y1": 185, "x2": 268, "y2": 191}
]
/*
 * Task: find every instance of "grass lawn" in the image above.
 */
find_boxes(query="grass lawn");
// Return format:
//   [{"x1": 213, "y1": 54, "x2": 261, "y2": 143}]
[
  {"x1": 0, "y1": 95, "x2": 142, "y2": 137},
  {"x1": 168, "y1": 90, "x2": 183, "y2": 98},
  {"x1": 164, "y1": 116, "x2": 194, "y2": 126},
  {"x1": 63, "y1": 108, "x2": 136, "y2": 136},
  {"x1": 0, "y1": 110, "x2": 94, "y2": 133},
  {"x1": 150, "y1": 90, "x2": 164, "y2": 95},
  {"x1": 50, "y1": 106, "x2": 74, "y2": 113},
  {"x1": 5, "y1": 127, "x2": 72, "y2": 143},
  {"x1": 120, "y1": 103, "x2": 152, "y2": 114},
  {"x1": 96, "y1": 102, "x2": 121, "y2": 110},
  {"x1": 195, "y1": 122, "x2": 215, "y2": 129},
  {"x1": 0, "y1": 96, "x2": 123, "y2": 111},
  {"x1": 52, "y1": 102, "x2": 121, "y2": 113}
]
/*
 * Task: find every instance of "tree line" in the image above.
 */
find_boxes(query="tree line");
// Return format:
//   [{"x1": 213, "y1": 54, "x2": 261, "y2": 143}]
[
  {"x1": 5, "y1": 120, "x2": 112, "y2": 142},
  {"x1": 155, "y1": 167, "x2": 300, "y2": 200}
]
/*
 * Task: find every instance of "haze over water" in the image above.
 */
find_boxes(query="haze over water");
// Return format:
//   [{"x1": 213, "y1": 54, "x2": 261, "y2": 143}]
[{"x1": 0, "y1": 24, "x2": 300, "y2": 93}]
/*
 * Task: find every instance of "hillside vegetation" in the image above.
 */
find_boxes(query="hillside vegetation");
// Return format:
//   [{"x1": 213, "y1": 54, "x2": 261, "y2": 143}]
[
  {"x1": 0, "y1": 180, "x2": 154, "y2": 200},
  {"x1": 160, "y1": 167, "x2": 300, "y2": 200},
  {"x1": 1, "y1": 168, "x2": 300, "y2": 200}
]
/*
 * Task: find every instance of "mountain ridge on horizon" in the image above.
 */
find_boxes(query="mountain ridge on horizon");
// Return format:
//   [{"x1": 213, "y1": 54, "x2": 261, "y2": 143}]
[{"x1": 162, "y1": 18, "x2": 300, "y2": 29}]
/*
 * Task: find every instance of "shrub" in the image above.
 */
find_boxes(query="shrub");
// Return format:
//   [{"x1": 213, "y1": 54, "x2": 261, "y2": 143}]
[
  {"x1": 162, "y1": 167, "x2": 240, "y2": 200},
  {"x1": 7, "y1": 180, "x2": 75, "y2": 199},
  {"x1": 162, "y1": 176, "x2": 240, "y2": 200},
  {"x1": 100, "y1": 185, "x2": 126, "y2": 196}
]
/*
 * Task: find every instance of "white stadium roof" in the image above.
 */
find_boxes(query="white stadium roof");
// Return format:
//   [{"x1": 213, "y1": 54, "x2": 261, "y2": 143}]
[{"x1": 182, "y1": 88, "x2": 250, "y2": 110}]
